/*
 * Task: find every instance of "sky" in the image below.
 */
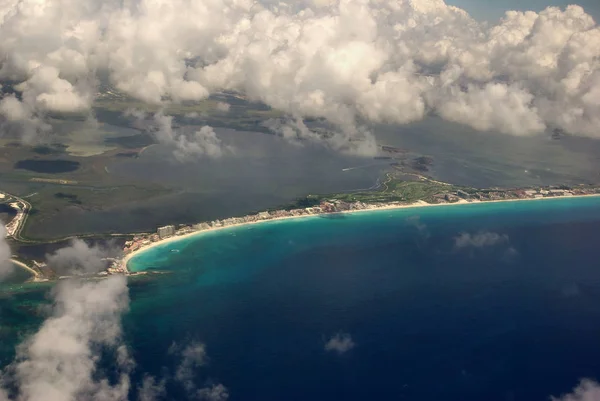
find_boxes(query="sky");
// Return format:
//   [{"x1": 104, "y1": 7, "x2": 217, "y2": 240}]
[{"x1": 449, "y1": 0, "x2": 600, "y2": 22}]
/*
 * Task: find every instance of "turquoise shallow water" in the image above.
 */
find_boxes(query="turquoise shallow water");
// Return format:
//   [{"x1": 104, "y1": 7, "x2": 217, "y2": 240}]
[
  {"x1": 4, "y1": 196, "x2": 600, "y2": 401},
  {"x1": 129, "y1": 196, "x2": 600, "y2": 275},
  {"x1": 121, "y1": 196, "x2": 600, "y2": 401}
]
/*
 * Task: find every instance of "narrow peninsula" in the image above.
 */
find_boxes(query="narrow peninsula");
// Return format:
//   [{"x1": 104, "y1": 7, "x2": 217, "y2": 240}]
[
  {"x1": 4, "y1": 176, "x2": 600, "y2": 281},
  {"x1": 119, "y1": 178, "x2": 600, "y2": 273}
]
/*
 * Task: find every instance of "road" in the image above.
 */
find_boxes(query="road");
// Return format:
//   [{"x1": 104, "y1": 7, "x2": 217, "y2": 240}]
[{"x1": 1, "y1": 191, "x2": 31, "y2": 241}]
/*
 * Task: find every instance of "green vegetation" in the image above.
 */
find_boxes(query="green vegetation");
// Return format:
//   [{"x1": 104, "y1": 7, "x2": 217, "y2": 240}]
[
  {"x1": 54, "y1": 192, "x2": 82, "y2": 204},
  {"x1": 0, "y1": 118, "x2": 180, "y2": 241},
  {"x1": 285, "y1": 178, "x2": 463, "y2": 208},
  {"x1": 32, "y1": 145, "x2": 66, "y2": 155},
  {"x1": 20, "y1": 185, "x2": 171, "y2": 240},
  {"x1": 328, "y1": 181, "x2": 457, "y2": 203},
  {"x1": 276, "y1": 195, "x2": 322, "y2": 211}
]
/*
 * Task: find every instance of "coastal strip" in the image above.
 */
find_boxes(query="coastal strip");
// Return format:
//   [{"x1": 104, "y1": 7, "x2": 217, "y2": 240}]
[
  {"x1": 121, "y1": 192, "x2": 600, "y2": 271},
  {"x1": 2, "y1": 191, "x2": 31, "y2": 241},
  {"x1": 9, "y1": 259, "x2": 43, "y2": 281}
]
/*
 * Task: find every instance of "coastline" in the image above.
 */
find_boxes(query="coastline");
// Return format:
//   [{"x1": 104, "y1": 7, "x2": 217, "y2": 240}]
[
  {"x1": 9, "y1": 259, "x2": 42, "y2": 281},
  {"x1": 124, "y1": 193, "x2": 600, "y2": 271}
]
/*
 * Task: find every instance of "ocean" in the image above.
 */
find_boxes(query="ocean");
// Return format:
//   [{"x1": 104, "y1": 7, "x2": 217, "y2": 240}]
[{"x1": 3, "y1": 197, "x2": 600, "y2": 400}]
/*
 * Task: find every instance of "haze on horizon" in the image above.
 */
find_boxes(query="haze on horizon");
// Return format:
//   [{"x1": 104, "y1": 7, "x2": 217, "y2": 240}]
[{"x1": 447, "y1": 0, "x2": 600, "y2": 22}]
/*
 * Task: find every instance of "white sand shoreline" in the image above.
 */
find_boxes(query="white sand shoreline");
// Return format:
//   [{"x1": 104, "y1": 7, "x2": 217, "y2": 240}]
[
  {"x1": 124, "y1": 193, "x2": 600, "y2": 271},
  {"x1": 10, "y1": 259, "x2": 42, "y2": 281}
]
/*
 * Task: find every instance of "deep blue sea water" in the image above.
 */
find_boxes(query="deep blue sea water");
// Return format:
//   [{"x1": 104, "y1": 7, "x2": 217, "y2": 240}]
[
  {"x1": 3, "y1": 197, "x2": 600, "y2": 401},
  {"x1": 122, "y1": 197, "x2": 600, "y2": 401}
]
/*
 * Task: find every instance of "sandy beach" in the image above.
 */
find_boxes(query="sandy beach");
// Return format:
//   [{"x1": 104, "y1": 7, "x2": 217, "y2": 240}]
[
  {"x1": 123, "y1": 193, "x2": 600, "y2": 270},
  {"x1": 10, "y1": 259, "x2": 42, "y2": 281}
]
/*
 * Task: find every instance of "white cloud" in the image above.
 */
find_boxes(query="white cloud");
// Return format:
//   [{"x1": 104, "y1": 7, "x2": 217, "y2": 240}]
[
  {"x1": 45, "y1": 238, "x2": 121, "y2": 276},
  {"x1": 1, "y1": 301, "x2": 231, "y2": 401},
  {"x1": 324, "y1": 332, "x2": 355, "y2": 354},
  {"x1": 150, "y1": 112, "x2": 229, "y2": 162},
  {"x1": 434, "y1": 83, "x2": 546, "y2": 135},
  {"x1": 165, "y1": 341, "x2": 230, "y2": 400},
  {"x1": 174, "y1": 126, "x2": 227, "y2": 161},
  {"x1": 215, "y1": 102, "x2": 230, "y2": 113},
  {"x1": 0, "y1": 238, "x2": 133, "y2": 400},
  {"x1": 0, "y1": 0, "x2": 599, "y2": 146},
  {"x1": 0, "y1": 237, "x2": 233, "y2": 401},
  {"x1": 4, "y1": 276, "x2": 132, "y2": 401},
  {"x1": 406, "y1": 215, "x2": 429, "y2": 238},
  {"x1": 454, "y1": 231, "x2": 509, "y2": 249},
  {"x1": 18, "y1": 66, "x2": 92, "y2": 114},
  {"x1": 169, "y1": 341, "x2": 208, "y2": 393},
  {"x1": 137, "y1": 375, "x2": 166, "y2": 401},
  {"x1": 0, "y1": 93, "x2": 51, "y2": 144},
  {"x1": 503, "y1": 246, "x2": 519, "y2": 262},
  {"x1": 551, "y1": 379, "x2": 600, "y2": 401},
  {"x1": 0, "y1": 95, "x2": 30, "y2": 122},
  {"x1": 263, "y1": 116, "x2": 378, "y2": 156},
  {"x1": 197, "y1": 384, "x2": 229, "y2": 401}
]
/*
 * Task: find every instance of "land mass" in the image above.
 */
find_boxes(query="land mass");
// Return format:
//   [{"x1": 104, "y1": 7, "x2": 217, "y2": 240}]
[{"x1": 4, "y1": 173, "x2": 599, "y2": 282}]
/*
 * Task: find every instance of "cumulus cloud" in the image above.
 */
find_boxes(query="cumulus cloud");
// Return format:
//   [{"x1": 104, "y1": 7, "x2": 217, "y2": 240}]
[
  {"x1": 166, "y1": 341, "x2": 229, "y2": 401},
  {"x1": 0, "y1": 244, "x2": 228, "y2": 401},
  {"x1": 45, "y1": 238, "x2": 121, "y2": 276},
  {"x1": 406, "y1": 215, "x2": 429, "y2": 238},
  {"x1": 215, "y1": 102, "x2": 231, "y2": 113},
  {"x1": 169, "y1": 341, "x2": 208, "y2": 393},
  {"x1": 551, "y1": 379, "x2": 600, "y2": 401},
  {"x1": 502, "y1": 246, "x2": 519, "y2": 262},
  {"x1": 435, "y1": 83, "x2": 546, "y2": 135},
  {"x1": 0, "y1": 93, "x2": 51, "y2": 144},
  {"x1": 137, "y1": 376, "x2": 166, "y2": 401},
  {"x1": 150, "y1": 112, "x2": 229, "y2": 162},
  {"x1": 0, "y1": 0, "x2": 599, "y2": 145},
  {"x1": 263, "y1": 116, "x2": 377, "y2": 155},
  {"x1": 0, "y1": 237, "x2": 230, "y2": 401},
  {"x1": 324, "y1": 332, "x2": 355, "y2": 354},
  {"x1": 0, "y1": 241, "x2": 134, "y2": 399},
  {"x1": 17, "y1": 66, "x2": 92, "y2": 114},
  {"x1": 454, "y1": 231, "x2": 509, "y2": 249},
  {"x1": 1, "y1": 309, "x2": 231, "y2": 401},
  {"x1": 0, "y1": 95, "x2": 30, "y2": 122},
  {"x1": 2, "y1": 276, "x2": 132, "y2": 401},
  {"x1": 197, "y1": 384, "x2": 229, "y2": 401},
  {"x1": 0, "y1": 225, "x2": 13, "y2": 281}
]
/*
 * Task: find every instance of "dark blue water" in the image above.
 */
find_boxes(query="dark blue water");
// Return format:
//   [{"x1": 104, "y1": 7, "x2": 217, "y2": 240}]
[
  {"x1": 3, "y1": 198, "x2": 600, "y2": 400},
  {"x1": 120, "y1": 197, "x2": 600, "y2": 401}
]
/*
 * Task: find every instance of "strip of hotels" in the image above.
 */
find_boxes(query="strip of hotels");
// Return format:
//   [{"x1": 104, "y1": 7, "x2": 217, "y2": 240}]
[
  {"x1": 111, "y1": 185, "x2": 600, "y2": 275},
  {"x1": 3, "y1": 184, "x2": 598, "y2": 280}
]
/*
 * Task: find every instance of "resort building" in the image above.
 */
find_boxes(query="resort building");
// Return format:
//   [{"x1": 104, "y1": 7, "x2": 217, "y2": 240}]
[{"x1": 157, "y1": 225, "x2": 175, "y2": 239}]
